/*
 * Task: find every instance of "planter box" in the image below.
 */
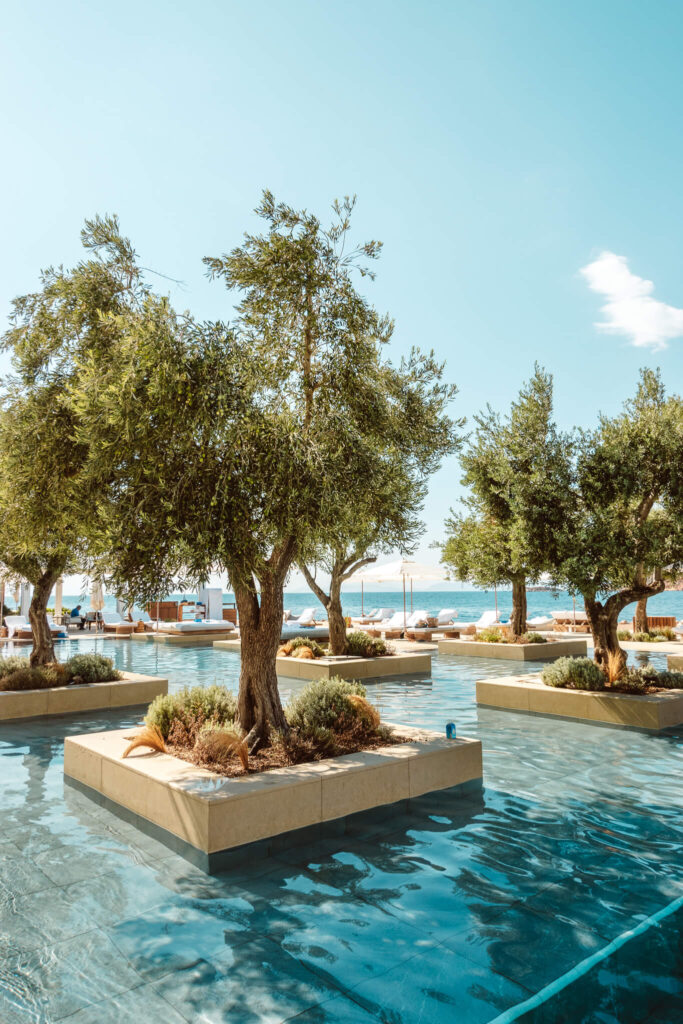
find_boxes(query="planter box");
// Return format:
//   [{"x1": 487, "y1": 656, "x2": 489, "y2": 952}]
[
  {"x1": 438, "y1": 638, "x2": 588, "y2": 660},
  {"x1": 476, "y1": 674, "x2": 683, "y2": 731},
  {"x1": 213, "y1": 640, "x2": 430, "y2": 680},
  {"x1": 668, "y1": 655, "x2": 683, "y2": 671},
  {"x1": 64, "y1": 725, "x2": 482, "y2": 872},
  {"x1": 0, "y1": 671, "x2": 168, "y2": 722},
  {"x1": 152, "y1": 630, "x2": 238, "y2": 646}
]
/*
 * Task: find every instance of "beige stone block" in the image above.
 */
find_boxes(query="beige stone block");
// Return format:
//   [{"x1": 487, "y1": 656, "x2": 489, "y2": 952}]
[
  {"x1": 321, "y1": 752, "x2": 410, "y2": 821},
  {"x1": 64, "y1": 737, "x2": 103, "y2": 790},
  {"x1": 0, "y1": 689, "x2": 49, "y2": 720},
  {"x1": 476, "y1": 679, "x2": 529, "y2": 711},
  {"x1": 668, "y1": 655, "x2": 683, "y2": 671},
  {"x1": 409, "y1": 740, "x2": 482, "y2": 798},
  {"x1": 529, "y1": 686, "x2": 595, "y2": 722},
  {"x1": 208, "y1": 777, "x2": 322, "y2": 852},
  {"x1": 47, "y1": 684, "x2": 109, "y2": 715},
  {"x1": 109, "y1": 676, "x2": 167, "y2": 708},
  {"x1": 656, "y1": 692, "x2": 683, "y2": 729}
]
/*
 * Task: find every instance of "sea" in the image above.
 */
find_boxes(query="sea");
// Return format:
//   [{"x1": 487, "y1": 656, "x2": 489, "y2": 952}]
[{"x1": 58, "y1": 588, "x2": 683, "y2": 623}]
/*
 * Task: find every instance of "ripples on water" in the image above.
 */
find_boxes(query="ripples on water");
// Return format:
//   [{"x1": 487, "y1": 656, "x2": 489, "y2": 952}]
[{"x1": 0, "y1": 637, "x2": 680, "y2": 1022}]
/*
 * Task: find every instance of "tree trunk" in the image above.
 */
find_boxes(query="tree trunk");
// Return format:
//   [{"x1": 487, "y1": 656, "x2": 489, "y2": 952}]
[
  {"x1": 634, "y1": 596, "x2": 648, "y2": 634},
  {"x1": 29, "y1": 570, "x2": 59, "y2": 667},
  {"x1": 584, "y1": 578, "x2": 666, "y2": 676},
  {"x1": 510, "y1": 577, "x2": 527, "y2": 637},
  {"x1": 234, "y1": 577, "x2": 289, "y2": 751},
  {"x1": 327, "y1": 576, "x2": 347, "y2": 655}
]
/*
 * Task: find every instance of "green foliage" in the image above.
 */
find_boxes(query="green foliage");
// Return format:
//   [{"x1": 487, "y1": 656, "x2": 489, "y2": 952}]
[
  {"x1": 67, "y1": 653, "x2": 120, "y2": 683},
  {"x1": 0, "y1": 655, "x2": 31, "y2": 679},
  {"x1": 145, "y1": 685, "x2": 237, "y2": 739},
  {"x1": 651, "y1": 627, "x2": 676, "y2": 640},
  {"x1": 286, "y1": 677, "x2": 367, "y2": 737},
  {"x1": 542, "y1": 657, "x2": 606, "y2": 691},
  {"x1": 633, "y1": 632, "x2": 651, "y2": 643},
  {"x1": 345, "y1": 631, "x2": 390, "y2": 657},
  {"x1": 440, "y1": 366, "x2": 573, "y2": 633},
  {"x1": 290, "y1": 636, "x2": 326, "y2": 657},
  {"x1": 617, "y1": 630, "x2": 633, "y2": 640},
  {"x1": 475, "y1": 628, "x2": 506, "y2": 643},
  {"x1": 520, "y1": 632, "x2": 547, "y2": 644},
  {"x1": 0, "y1": 667, "x2": 53, "y2": 691}
]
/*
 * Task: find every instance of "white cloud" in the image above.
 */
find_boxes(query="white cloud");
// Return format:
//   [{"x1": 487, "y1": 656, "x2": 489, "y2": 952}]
[{"x1": 580, "y1": 251, "x2": 683, "y2": 350}]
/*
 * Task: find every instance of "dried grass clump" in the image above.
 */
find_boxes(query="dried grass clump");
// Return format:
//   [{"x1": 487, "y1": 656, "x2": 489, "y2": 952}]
[
  {"x1": 605, "y1": 649, "x2": 626, "y2": 685},
  {"x1": 194, "y1": 725, "x2": 249, "y2": 772},
  {"x1": 292, "y1": 646, "x2": 314, "y2": 659},
  {"x1": 277, "y1": 642, "x2": 294, "y2": 657},
  {"x1": 123, "y1": 725, "x2": 167, "y2": 758}
]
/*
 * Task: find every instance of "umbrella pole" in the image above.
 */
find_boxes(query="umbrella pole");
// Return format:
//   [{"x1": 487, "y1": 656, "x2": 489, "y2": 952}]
[
  {"x1": 410, "y1": 578, "x2": 413, "y2": 613},
  {"x1": 403, "y1": 575, "x2": 407, "y2": 633},
  {"x1": 361, "y1": 581, "x2": 364, "y2": 617}
]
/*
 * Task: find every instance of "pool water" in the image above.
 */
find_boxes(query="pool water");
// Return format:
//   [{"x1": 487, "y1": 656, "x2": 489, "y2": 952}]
[{"x1": 0, "y1": 638, "x2": 681, "y2": 1022}]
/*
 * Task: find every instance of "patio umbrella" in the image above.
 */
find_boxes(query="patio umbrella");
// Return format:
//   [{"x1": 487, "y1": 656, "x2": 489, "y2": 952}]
[
  {"x1": 19, "y1": 582, "x2": 31, "y2": 618},
  {"x1": 90, "y1": 580, "x2": 105, "y2": 628},
  {"x1": 12, "y1": 583, "x2": 20, "y2": 610},
  {"x1": 353, "y1": 559, "x2": 448, "y2": 630}
]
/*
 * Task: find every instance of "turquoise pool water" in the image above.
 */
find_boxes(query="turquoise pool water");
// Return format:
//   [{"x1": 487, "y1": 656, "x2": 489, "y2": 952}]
[{"x1": 0, "y1": 638, "x2": 681, "y2": 1022}]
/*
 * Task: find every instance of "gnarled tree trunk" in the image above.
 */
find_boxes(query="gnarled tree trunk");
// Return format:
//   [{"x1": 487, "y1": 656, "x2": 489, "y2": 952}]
[
  {"x1": 29, "y1": 570, "x2": 59, "y2": 667},
  {"x1": 633, "y1": 596, "x2": 648, "y2": 634},
  {"x1": 584, "y1": 577, "x2": 665, "y2": 676},
  {"x1": 510, "y1": 577, "x2": 527, "y2": 637},
  {"x1": 234, "y1": 575, "x2": 289, "y2": 752},
  {"x1": 300, "y1": 553, "x2": 376, "y2": 656}
]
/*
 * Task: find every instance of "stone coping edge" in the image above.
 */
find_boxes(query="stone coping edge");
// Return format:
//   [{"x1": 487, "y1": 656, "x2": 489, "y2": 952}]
[
  {"x1": 438, "y1": 638, "x2": 588, "y2": 660},
  {"x1": 476, "y1": 674, "x2": 683, "y2": 731},
  {"x1": 212, "y1": 642, "x2": 432, "y2": 680},
  {"x1": 0, "y1": 672, "x2": 168, "y2": 722},
  {"x1": 64, "y1": 723, "x2": 482, "y2": 862}
]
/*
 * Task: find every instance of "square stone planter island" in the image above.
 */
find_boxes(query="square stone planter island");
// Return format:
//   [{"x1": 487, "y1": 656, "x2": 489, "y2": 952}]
[
  {"x1": 0, "y1": 671, "x2": 168, "y2": 722},
  {"x1": 64, "y1": 725, "x2": 482, "y2": 872},
  {"x1": 213, "y1": 639, "x2": 431, "y2": 680},
  {"x1": 476, "y1": 674, "x2": 683, "y2": 731},
  {"x1": 438, "y1": 637, "x2": 588, "y2": 661}
]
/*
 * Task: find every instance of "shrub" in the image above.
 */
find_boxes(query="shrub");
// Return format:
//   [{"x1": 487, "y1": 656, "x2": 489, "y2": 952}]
[
  {"x1": 194, "y1": 724, "x2": 249, "y2": 771},
  {"x1": 633, "y1": 632, "x2": 651, "y2": 643},
  {"x1": 542, "y1": 657, "x2": 606, "y2": 691},
  {"x1": 655, "y1": 670, "x2": 683, "y2": 689},
  {"x1": 286, "y1": 677, "x2": 369, "y2": 738},
  {"x1": 67, "y1": 653, "x2": 120, "y2": 684},
  {"x1": 345, "y1": 631, "x2": 390, "y2": 658},
  {"x1": 41, "y1": 662, "x2": 73, "y2": 687},
  {"x1": 0, "y1": 655, "x2": 30, "y2": 679},
  {"x1": 520, "y1": 633, "x2": 547, "y2": 644},
  {"x1": 145, "y1": 684, "x2": 237, "y2": 739},
  {"x1": 290, "y1": 636, "x2": 326, "y2": 658},
  {"x1": 617, "y1": 630, "x2": 633, "y2": 641},
  {"x1": 651, "y1": 627, "x2": 676, "y2": 641},
  {"x1": 0, "y1": 667, "x2": 54, "y2": 691},
  {"x1": 475, "y1": 629, "x2": 505, "y2": 643}
]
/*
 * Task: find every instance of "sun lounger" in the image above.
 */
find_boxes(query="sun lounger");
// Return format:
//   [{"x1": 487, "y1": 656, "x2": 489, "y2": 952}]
[
  {"x1": 449, "y1": 610, "x2": 500, "y2": 635},
  {"x1": 352, "y1": 607, "x2": 395, "y2": 626},
  {"x1": 153, "y1": 619, "x2": 238, "y2": 635},
  {"x1": 281, "y1": 624, "x2": 330, "y2": 641},
  {"x1": 286, "y1": 608, "x2": 318, "y2": 628},
  {"x1": 102, "y1": 612, "x2": 135, "y2": 635},
  {"x1": 526, "y1": 616, "x2": 555, "y2": 630},
  {"x1": 5, "y1": 615, "x2": 63, "y2": 640}
]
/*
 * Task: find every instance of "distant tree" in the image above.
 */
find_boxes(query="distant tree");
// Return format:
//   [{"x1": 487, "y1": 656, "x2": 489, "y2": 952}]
[
  {"x1": 555, "y1": 369, "x2": 683, "y2": 670},
  {"x1": 76, "y1": 193, "x2": 459, "y2": 748},
  {"x1": 441, "y1": 366, "x2": 572, "y2": 636},
  {"x1": 0, "y1": 217, "x2": 147, "y2": 664}
]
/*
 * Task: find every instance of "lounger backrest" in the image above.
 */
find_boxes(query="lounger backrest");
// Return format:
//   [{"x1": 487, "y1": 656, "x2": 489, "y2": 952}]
[
  {"x1": 437, "y1": 608, "x2": 457, "y2": 624},
  {"x1": 102, "y1": 611, "x2": 123, "y2": 624},
  {"x1": 4, "y1": 615, "x2": 27, "y2": 637},
  {"x1": 476, "y1": 610, "x2": 499, "y2": 628},
  {"x1": 407, "y1": 610, "x2": 429, "y2": 627},
  {"x1": 296, "y1": 608, "x2": 316, "y2": 623},
  {"x1": 384, "y1": 611, "x2": 407, "y2": 627},
  {"x1": 375, "y1": 608, "x2": 394, "y2": 621}
]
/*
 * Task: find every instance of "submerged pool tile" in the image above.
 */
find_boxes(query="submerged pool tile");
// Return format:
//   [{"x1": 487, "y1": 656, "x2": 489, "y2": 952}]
[
  {"x1": 151, "y1": 936, "x2": 344, "y2": 1024},
  {"x1": 107, "y1": 900, "x2": 259, "y2": 981},
  {"x1": 54, "y1": 981, "x2": 188, "y2": 1023},
  {"x1": 349, "y1": 940, "x2": 530, "y2": 1024},
  {"x1": 0, "y1": 844, "x2": 54, "y2": 897}
]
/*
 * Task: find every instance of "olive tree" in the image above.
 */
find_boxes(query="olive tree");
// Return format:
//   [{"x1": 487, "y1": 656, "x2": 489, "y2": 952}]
[
  {"x1": 441, "y1": 366, "x2": 572, "y2": 636},
  {"x1": 77, "y1": 193, "x2": 458, "y2": 748},
  {"x1": 556, "y1": 369, "x2": 683, "y2": 670},
  {"x1": 0, "y1": 217, "x2": 146, "y2": 664}
]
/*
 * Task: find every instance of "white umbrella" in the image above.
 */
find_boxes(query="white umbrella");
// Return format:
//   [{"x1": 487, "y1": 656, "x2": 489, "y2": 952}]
[
  {"x1": 90, "y1": 580, "x2": 105, "y2": 629},
  {"x1": 353, "y1": 559, "x2": 448, "y2": 629},
  {"x1": 19, "y1": 582, "x2": 31, "y2": 618},
  {"x1": 54, "y1": 578, "x2": 63, "y2": 621}
]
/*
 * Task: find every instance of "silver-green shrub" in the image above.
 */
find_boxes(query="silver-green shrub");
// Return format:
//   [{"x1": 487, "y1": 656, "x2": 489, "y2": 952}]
[
  {"x1": 145, "y1": 684, "x2": 237, "y2": 739},
  {"x1": 542, "y1": 657, "x2": 606, "y2": 691}
]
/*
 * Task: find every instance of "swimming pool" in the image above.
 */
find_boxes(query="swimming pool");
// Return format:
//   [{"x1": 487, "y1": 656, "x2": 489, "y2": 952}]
[{"x1": 0, "y1": 638, "x2": 680, "y2": 1022}]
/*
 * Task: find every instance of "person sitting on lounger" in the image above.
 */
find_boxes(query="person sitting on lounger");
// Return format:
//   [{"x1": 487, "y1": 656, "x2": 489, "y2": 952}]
[{"x1": 69, "y1": 605, "x2": 85, "y2": 630}]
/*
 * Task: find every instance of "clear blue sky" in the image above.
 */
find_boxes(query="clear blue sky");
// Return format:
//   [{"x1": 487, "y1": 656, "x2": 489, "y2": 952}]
[{"x1": 2, "y1": 0, "x2": 682, "y2": 578}]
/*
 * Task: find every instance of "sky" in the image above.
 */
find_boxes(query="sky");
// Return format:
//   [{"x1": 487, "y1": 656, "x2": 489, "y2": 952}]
[{"x1": 2, "y1": 0, "x2": 683, "y2": 594}]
